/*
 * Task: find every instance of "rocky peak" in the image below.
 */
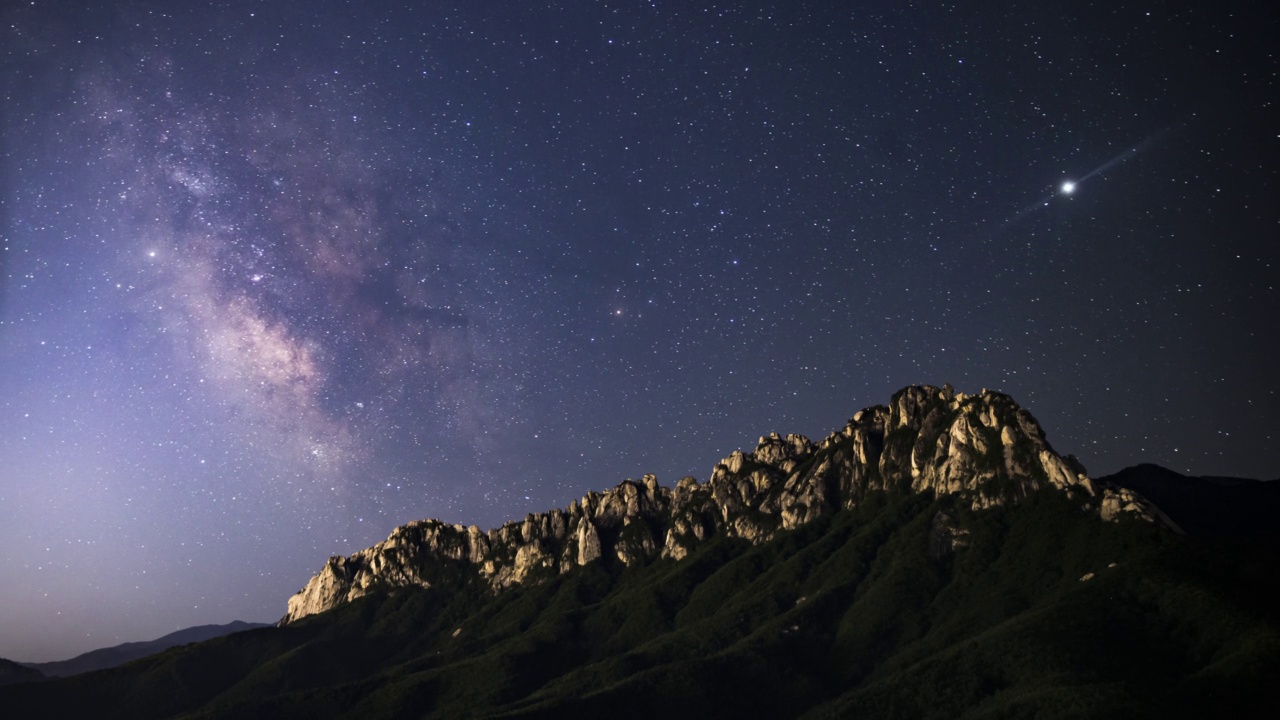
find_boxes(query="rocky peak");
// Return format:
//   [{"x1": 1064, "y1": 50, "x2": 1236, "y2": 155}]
[
  {"x1": 753, "y1": 432, "x2": 814, "y2": 472},
  {"x1": 282, "y1": 385, "x2": 1169, "y2": 624}
]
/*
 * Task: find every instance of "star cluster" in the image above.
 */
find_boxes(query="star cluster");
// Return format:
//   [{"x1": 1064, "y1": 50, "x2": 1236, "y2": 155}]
[{"x1": 1, "y1": 1, "x2": 1276, "y2": 661}]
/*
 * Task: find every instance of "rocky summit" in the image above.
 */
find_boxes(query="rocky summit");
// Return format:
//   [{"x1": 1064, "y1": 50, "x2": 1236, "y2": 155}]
[{"x1": 284, "y1": 384, "x2": 1168, "y2": 623}]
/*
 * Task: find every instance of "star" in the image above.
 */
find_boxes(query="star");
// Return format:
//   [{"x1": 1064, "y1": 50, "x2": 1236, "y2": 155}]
[{"x1": 1060, "y1": 180, "x2": 1076, "y2": 195}]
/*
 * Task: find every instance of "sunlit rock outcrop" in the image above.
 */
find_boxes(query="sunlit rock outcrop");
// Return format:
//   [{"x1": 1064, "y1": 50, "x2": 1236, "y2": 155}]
[{"x1": 282, "y1": 385, "x2": 1168, "y2": 624}]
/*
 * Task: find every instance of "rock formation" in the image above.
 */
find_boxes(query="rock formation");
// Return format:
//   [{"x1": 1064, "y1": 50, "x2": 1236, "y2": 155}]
[{"x1": 283, "y1": 385, "x2": 1169, "y2": 624}]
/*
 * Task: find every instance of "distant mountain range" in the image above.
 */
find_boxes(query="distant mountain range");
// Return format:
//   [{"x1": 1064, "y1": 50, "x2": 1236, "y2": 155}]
[
  {"x1": 1101, "y1": 463, "x2": 1280, "y2": 541},
  {"x1": 0, "y1": 658, "x2": 44, "y2": 687},
  {"x1": 5, "y1": 621, "x2": 270, "y2": 681},
  {"x1": 1, "y1": 385, "x2": 1276, "y2": 718}
]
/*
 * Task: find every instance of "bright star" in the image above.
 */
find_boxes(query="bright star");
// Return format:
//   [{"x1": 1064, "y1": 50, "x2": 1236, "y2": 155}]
[{"x1": 1060, "y1": 181, "x2": 1076, "y2": 195}]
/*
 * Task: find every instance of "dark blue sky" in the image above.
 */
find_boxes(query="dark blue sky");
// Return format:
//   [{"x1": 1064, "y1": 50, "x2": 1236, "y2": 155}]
[{"x1": 2, "y1": 0, "x2": 1276, "y2": 662}]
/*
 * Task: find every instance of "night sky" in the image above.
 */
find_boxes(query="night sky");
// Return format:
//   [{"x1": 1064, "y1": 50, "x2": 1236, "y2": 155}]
[{"x1": 2, "y1": 1, "x2": 1276, "y2": 662}]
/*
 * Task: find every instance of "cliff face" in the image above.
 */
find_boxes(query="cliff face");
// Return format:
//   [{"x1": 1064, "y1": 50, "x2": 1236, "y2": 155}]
[{"x1": 283, "y1": 385, "x2": 1166, "y2": 623}]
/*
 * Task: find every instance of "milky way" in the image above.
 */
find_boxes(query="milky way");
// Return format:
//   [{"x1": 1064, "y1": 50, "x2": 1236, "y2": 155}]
[{"x1": 2, "y1": 1, "x2": 1276, "y2": 661}]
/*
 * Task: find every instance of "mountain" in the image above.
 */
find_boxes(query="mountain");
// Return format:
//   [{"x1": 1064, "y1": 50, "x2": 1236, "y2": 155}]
[
  {"x1": 282, "y1": 385, "x2": 1168, "y2": 623},
  {"x1": 0, "y1": 659, "x2": 44, "y2": 687},
  {"x1": 1099, "y1": 463, "x2": 1280, "y2": 542},
  {"x1": 1, "y1": 385, "x2": 1276, "y2": 719},
  {"x1": 17, "y1": 621, "x2": 272, "y2": 679}
]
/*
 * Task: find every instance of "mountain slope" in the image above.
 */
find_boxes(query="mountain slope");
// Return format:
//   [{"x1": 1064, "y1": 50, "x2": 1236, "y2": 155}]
[
  {"x1": 19, "y1": 621, "x2": 271, "y2": 679},
  {"x1": 0, "y1": 659, "x2": 44, "y2": 687},
  {"x1": 1100, "y1": 463, "x2": 1280, "y2": 542},
  {"x1": 2, "y1": 492, "x2": 1275, "y2": 719},
  {"x1": 1, "y1": 385, "x2": 1276, "y2": 718},
  {"x1": 283, "y1": 385, "x2": 1166, "y2": 624}
]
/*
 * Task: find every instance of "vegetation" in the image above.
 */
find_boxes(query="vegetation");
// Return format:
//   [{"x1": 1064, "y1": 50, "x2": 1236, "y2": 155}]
[{"x1": 2, "y1": 489, "x2": 1277, "y2": 719}]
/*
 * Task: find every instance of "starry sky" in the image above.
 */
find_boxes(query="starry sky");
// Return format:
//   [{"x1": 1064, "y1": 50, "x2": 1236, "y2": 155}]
[{"x1": 2, "y1": 0, "x2": 1276, "y2": 662}]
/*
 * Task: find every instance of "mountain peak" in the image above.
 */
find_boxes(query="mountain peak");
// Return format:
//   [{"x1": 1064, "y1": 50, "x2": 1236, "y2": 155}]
[{"x1": 283, "y1": 384, "x2": 1167, "y2": 624}]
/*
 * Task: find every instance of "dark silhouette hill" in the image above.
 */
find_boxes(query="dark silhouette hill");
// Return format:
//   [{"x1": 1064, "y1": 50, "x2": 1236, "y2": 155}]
[
  {"x1": 0, "y1": 658, "x2": 44, "y2": 686},
  {"x1": 1099, "y1": 463, "x2": 1280, "y2": 542},
  {"x1": 19, "y1": 621, "x2": 270, "y2": 679}
]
